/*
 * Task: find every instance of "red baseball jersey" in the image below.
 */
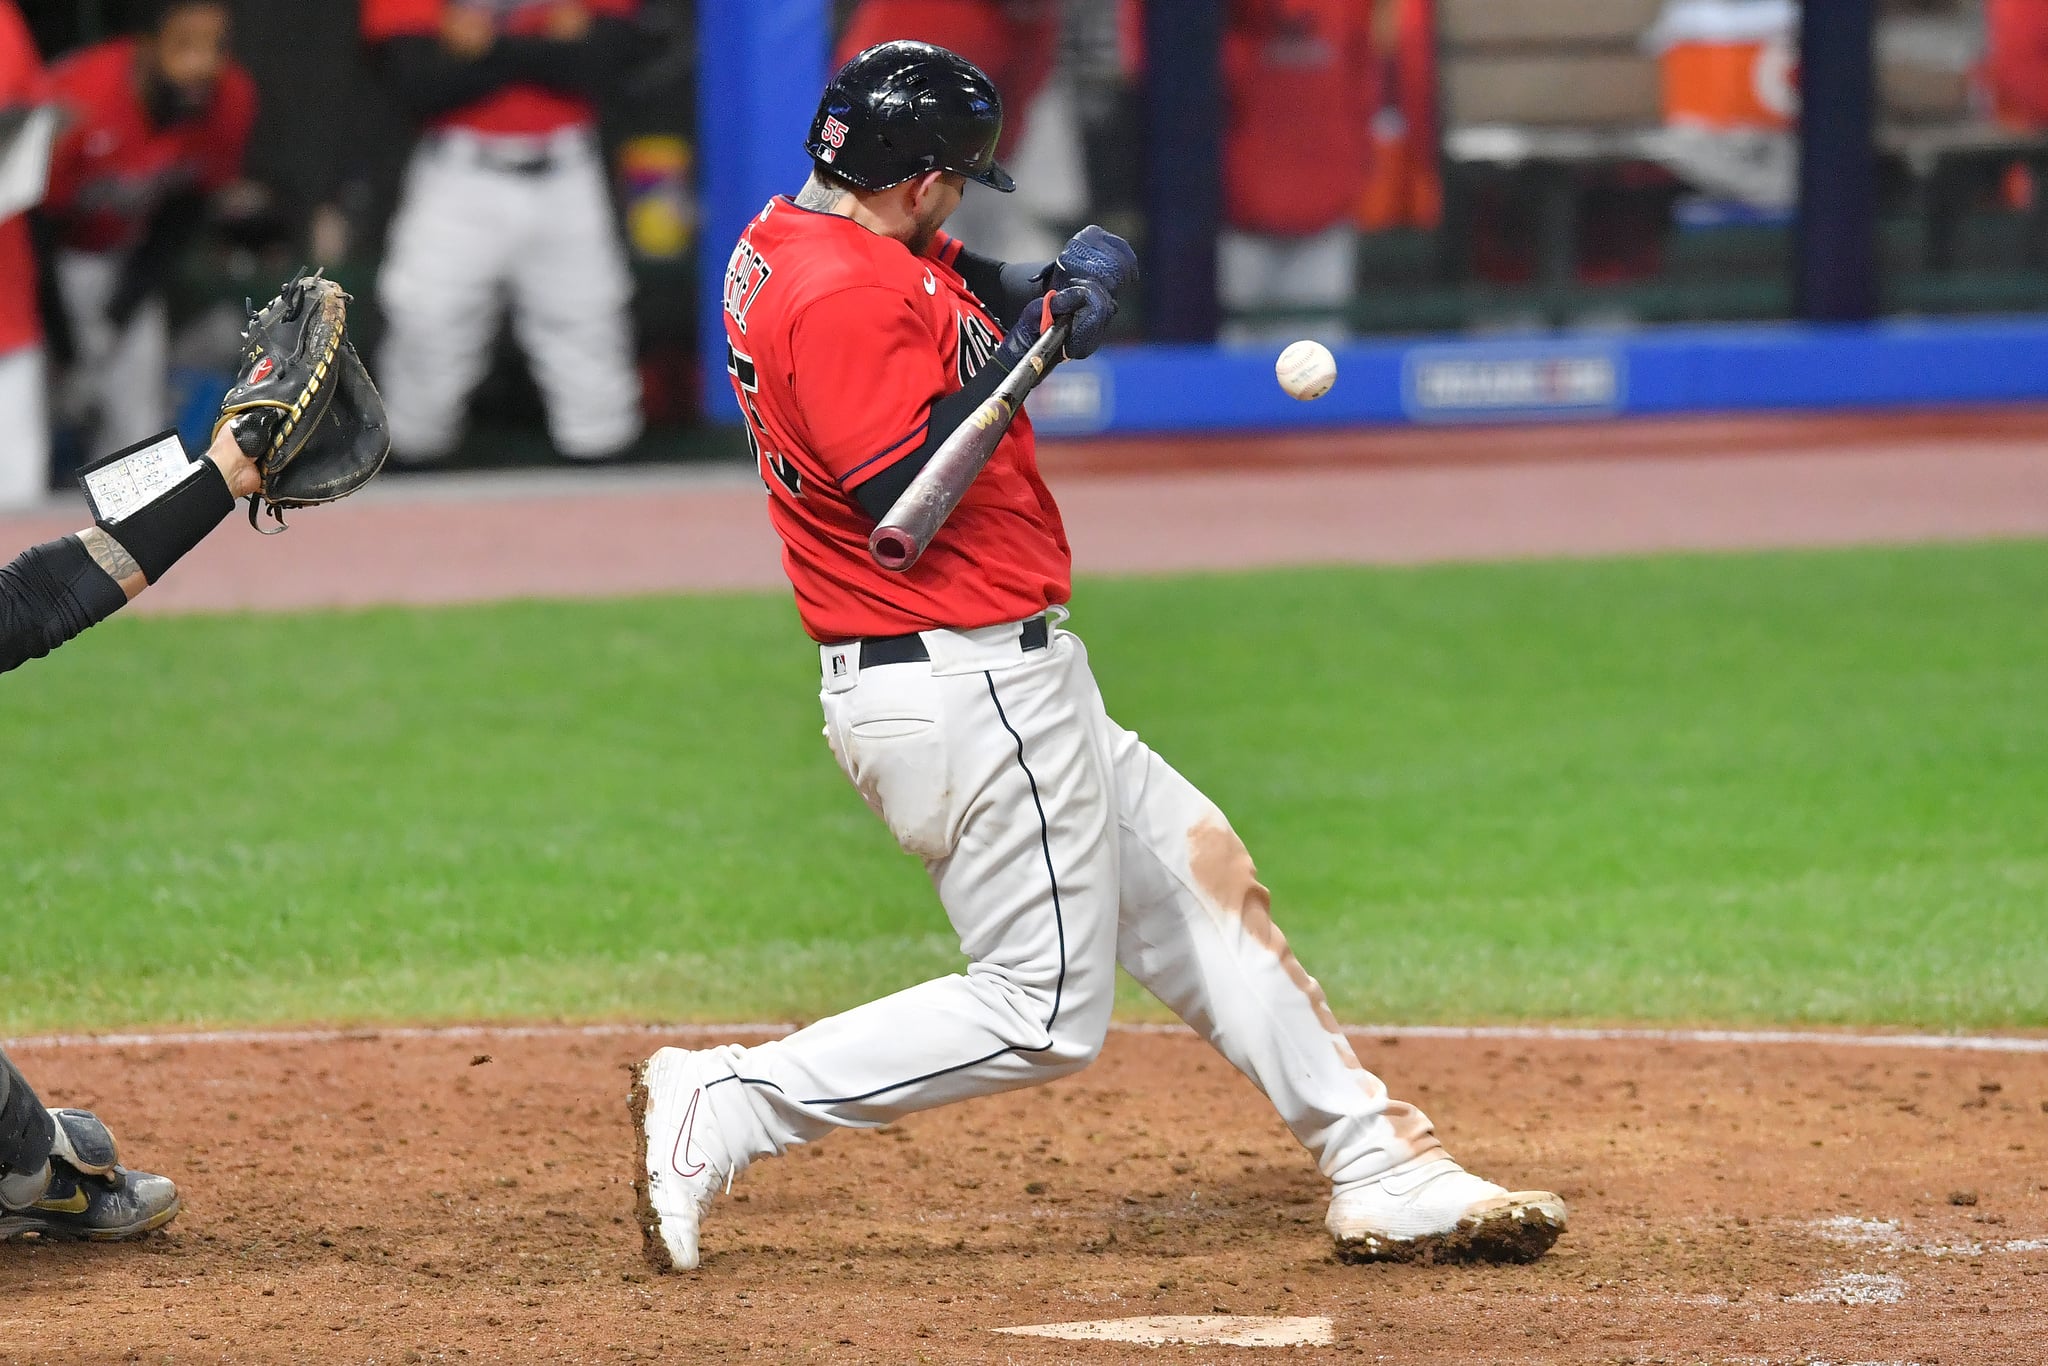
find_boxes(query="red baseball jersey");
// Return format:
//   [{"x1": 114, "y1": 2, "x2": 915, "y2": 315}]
[
  {"x1": 723, "y1": 199, "x2": 1071, "y2": 642},
  {"x1": 361, "y1": 0, "x2": 637, "y2": 137},
  {"x1": 44, "y1": 38, "x2": 256, "y2": 254},
  {"x1": 0, "y1": 0, "x2": 45, "y2": 354}
]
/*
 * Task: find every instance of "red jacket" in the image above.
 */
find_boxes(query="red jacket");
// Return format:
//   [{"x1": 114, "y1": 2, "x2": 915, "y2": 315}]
[
  {"x1": 0, "y1": 0, "x2": 44, "y2": 354},
  {"x1": 1222, "y1": 0, "x2": 1377, "y2": 237},
  {"x1": 45, "y1": 37, "x2": 256, "y2": 254},
  {"x1": 1989, "y1": 0, "x2": 2048, "y2": 126}
]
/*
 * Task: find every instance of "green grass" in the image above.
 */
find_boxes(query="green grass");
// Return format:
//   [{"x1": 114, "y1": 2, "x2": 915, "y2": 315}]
[{"x1": 5, "y1": 542, "x2": 2045, "y2": 1034}]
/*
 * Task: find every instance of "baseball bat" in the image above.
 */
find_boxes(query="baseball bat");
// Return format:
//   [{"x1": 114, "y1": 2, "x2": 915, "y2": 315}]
[{"x1": 868, "y1": 317, "x2": 1072, "y2": 572}]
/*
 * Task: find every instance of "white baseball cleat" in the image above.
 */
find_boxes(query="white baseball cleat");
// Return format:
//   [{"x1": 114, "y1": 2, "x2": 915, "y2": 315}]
[
  {"x1": 630, "y1": 1047, "x2": 741, "y2": 1272},
  {"x1": 1327, "y1": 1155, "x2": 1566, "y2": 1264}
]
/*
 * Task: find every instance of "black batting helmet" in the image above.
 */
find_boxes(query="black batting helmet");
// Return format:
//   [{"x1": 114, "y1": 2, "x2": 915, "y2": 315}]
[{"x1": 806, "y1": 41, "x2": 1016, "y2": 194}]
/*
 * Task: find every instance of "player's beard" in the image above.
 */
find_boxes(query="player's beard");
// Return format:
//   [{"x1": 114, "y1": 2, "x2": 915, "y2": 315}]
[{"x1": 904, "y1": 197, "x2": 952, "y2": 259}]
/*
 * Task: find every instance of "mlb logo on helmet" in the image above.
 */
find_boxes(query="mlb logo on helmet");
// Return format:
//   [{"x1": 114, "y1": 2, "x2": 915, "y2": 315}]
[{"x1": 820, "y1": 116, "x2": 849, "y2": 148}]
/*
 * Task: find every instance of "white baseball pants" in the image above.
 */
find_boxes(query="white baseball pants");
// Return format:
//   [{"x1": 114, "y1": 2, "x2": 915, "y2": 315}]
[
  {"x1": 0, "y1": 345, "x2": 49, "y2": 510},
  {"x1": 1218, "y1": 225, "x2": 1359, "y2": 345},
  {"x1": 53, "y1": 251, "x2": 170, "y2": 459},
  {"x1": 377, "y1": 129, "x2": 642, "y2": 461},
  {"x1": 693, "y1": 616, "x2": 1443, "y2": 1191}
]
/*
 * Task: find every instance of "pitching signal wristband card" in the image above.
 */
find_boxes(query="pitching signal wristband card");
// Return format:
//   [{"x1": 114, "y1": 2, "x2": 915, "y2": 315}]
[{"x1": 78, "y1": 430, "x2": 202, "y2": 525}]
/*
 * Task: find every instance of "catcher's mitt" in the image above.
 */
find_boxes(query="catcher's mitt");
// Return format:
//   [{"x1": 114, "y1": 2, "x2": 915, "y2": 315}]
[{"x1": 213, "y1": 272, "x2": 390, "y2": 532}]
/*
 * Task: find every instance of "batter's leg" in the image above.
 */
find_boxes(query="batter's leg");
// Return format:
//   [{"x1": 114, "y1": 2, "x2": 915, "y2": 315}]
[
  {"x1": 1100, "y1": 716, "x2": 1442, "y2": 1187},
  {"x1": 635, "y1": 629, "x2": 1121, "y2": 1269},
  {"x1": 507, "y1": 141, "x2": 644, "y2": 460},
  {"x1": 376, "y1": 144, "x2": 518, "y2": 463},
  {"x1": 1098, "y1": 705, "x2": 1566, "y2": 1262}
]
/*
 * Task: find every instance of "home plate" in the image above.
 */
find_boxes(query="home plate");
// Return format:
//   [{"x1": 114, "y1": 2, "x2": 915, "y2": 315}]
[{"x1": 991, "y1": 1315, "x2": 1335, "y2": 1347}]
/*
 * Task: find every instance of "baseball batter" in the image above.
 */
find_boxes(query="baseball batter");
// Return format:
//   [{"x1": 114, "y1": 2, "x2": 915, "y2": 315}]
[{"x1": 633, "y1": 41, "x2": 1566, "y2": 1272}]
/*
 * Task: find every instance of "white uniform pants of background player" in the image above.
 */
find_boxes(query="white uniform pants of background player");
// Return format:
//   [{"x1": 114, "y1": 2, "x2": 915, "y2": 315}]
[
  {"x1": 52, "y1": 251, "x2": 170, "y2": 462},
  {"x1": 1218, "y1": 224, "x2": 1358, "y2": 346},
  {"x1": 377, "y1": 128, "x2": 642, "y2": 462},
  {"x1": 0, "y1": 344, "x2": 49, "y2": 510},
  {"x1": 692, "y1": 616, "x2": 1442, "y2": 1191}
]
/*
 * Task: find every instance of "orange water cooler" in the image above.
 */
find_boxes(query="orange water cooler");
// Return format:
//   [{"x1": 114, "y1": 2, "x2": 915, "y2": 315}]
[{"x1": 1646, "y1": 0, "x2": 1800, "y2": 130}]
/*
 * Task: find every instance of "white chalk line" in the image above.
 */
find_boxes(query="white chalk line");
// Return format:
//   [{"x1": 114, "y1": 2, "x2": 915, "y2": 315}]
[
  {"x1": 991, "y1": 1315, "x2": 1334, "y2": 1348},
  {"x1": 1811, "y1": 1216, "x2": 2048, "y2": 1259},
  {"x1": 5, "y1": 1020, "x2": 2047, "y2": 1053}
]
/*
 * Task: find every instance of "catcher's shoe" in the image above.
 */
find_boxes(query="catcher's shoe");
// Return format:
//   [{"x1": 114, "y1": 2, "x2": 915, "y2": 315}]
[
  {"x1": 0, "y1": 1161, "x2": 180, "y2": 1242},
  {"x1": 1328, "y1": 1156, "x2": 1565, "y2": 1264},
  {"x1": 631, "y1": 1047, "x2": 745, "y2": 1272}
]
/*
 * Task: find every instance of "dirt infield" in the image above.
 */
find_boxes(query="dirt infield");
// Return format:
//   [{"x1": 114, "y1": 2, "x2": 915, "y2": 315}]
[
  {"x1": 2, "y1": 1025, "x2": 2044, "y2": 1364},
  {"x1": 0, "y1": 407, "x2": 2045, "y2": 614}
]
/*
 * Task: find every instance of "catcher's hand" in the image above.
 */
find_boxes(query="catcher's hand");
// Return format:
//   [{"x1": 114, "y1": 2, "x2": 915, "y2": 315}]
[{"x1": 213, "y1": 271, "x2": 390, "y2": 532}]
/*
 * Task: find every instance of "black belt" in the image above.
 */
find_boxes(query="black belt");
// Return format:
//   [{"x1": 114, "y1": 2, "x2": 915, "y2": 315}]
[
  {"x1": 433, "y1": 134, "x2": 562, "y2": 177},
  {"x1": 482, "y1": 152, "x2": 555, "y2": 176},
  {"x1": 858, "y1": 615, "x2": 1049, "y2": 669}
]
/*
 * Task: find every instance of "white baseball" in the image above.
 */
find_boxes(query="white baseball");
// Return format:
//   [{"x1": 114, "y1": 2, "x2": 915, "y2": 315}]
[{"x1": 1276, "y1": 340, "x2": 1336, "y2": 401}]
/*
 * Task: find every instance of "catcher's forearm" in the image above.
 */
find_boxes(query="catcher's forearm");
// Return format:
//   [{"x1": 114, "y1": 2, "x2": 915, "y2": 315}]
[{"x1": 0, "y1": 535, "x2": 130, "y2": 676}]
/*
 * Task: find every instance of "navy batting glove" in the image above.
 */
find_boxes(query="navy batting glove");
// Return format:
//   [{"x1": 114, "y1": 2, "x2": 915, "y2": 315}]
[
  {"x1": 1052, "y1": 225, "x2": 1139, "y2": 303},
  {"x1": 996, "y1": 282, "x2": 1114, "y2": 366}
]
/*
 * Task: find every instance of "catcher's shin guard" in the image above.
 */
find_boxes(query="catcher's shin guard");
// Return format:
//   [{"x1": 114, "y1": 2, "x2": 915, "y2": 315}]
[{"x1": 0, "y1": 1049, "x2": 57, "y2": 1209}]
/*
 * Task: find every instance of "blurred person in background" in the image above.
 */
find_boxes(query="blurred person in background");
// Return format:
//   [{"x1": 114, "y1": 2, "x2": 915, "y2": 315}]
[
  {"x1": 363, "y1": 0, "x2": 644, "y2": 466},
  {"x1": 1987, "y1": 0, "x2": 2048, "y2": 128},
  {"x1": 0, "y1": 0, "x2": 49, "y2": 509},
  {"x1": 836, "y1": 0, "x2": 1068, "y2": 261},
  {"x1": 1219, "y1": 0, "x2": 1376, "y2": 342},
  {"x1": 1355, "y1": 0, "x2": 1438, "y2": 235},
  {"x1": 40, "y1": 0, "x2": 254, "y2": 462}
]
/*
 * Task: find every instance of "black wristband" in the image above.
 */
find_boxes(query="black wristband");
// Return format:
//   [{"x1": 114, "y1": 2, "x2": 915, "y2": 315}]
[
  {"x1": 98, "y1": 458, "x2": 235, "y2": 584},
  {"x1": 952, "y1": 244, "x2": 1052, "y2": 328}
]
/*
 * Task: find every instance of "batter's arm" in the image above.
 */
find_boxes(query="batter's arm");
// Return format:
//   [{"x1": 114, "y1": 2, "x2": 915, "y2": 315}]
[
  {"x1": 944, "y1": 240, "x2": 1052, "y2": 330},
  {"x1": 850, "y1": 350, "x2": 1015, "y2": 521}
]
